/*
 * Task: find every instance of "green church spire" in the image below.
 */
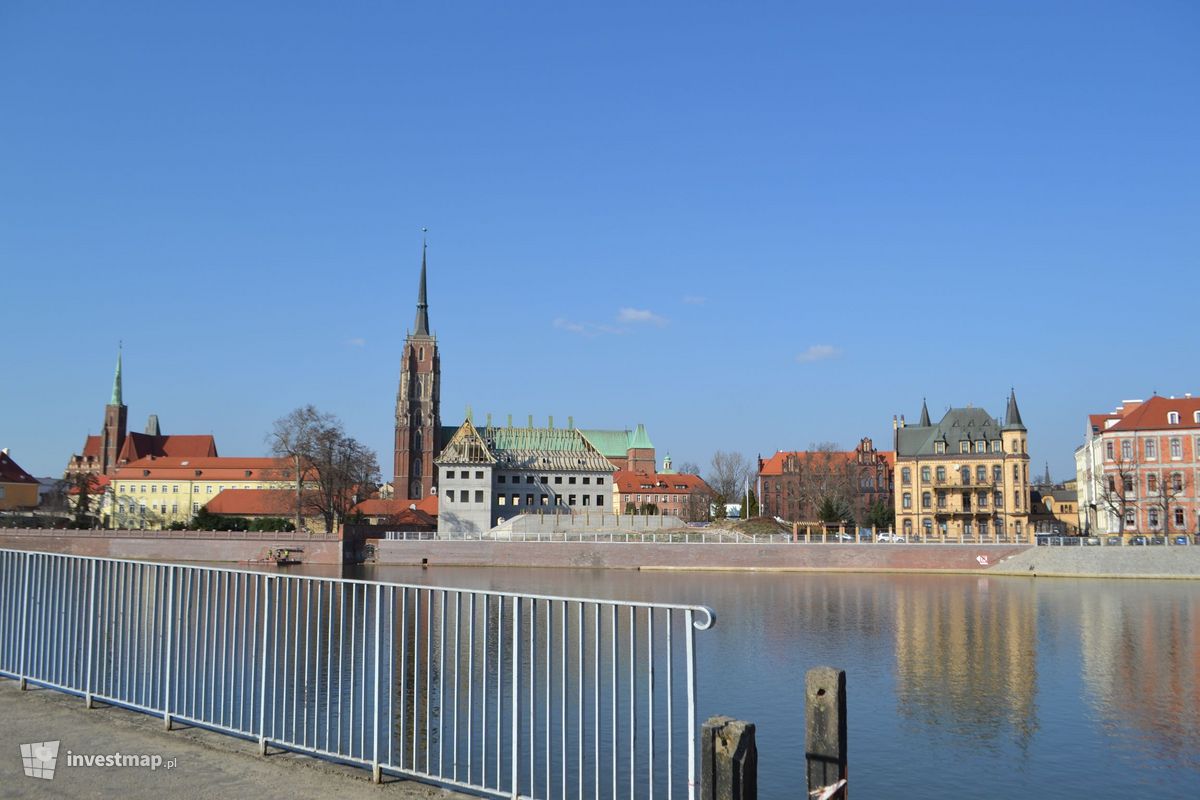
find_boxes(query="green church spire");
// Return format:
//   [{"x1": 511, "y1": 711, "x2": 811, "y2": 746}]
[{"x1": 110, "y1": 344, "x2": 124, "y2": 406}]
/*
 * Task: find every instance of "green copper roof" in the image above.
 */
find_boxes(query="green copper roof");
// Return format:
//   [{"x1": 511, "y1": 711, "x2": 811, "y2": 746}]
[
  {"x1": 110, "y1": 346, "x2": 123, "y2": 406},
  {"x1": 579, "y1": 429, "x2": 633, "y2": 458},
  {"x1": 487, "y1": 426, "x2": 591, "y2": 452},
  {"x1": 629, "y1": 423, "x2": 653, "y2": 450}
]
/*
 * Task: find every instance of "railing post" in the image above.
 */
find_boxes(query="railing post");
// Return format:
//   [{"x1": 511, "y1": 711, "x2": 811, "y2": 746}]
[
  {"x1": 700, "y1": 716, "x2": 757, "y2": 800},
  {"x1": 163, "y1": 567, "x2": 174, "y2": 729},
  {"x1": 84, "y1": 559, "x2": 96, "y2": 708},
  {"x1": 18, "y1": 553, "x2": 30, "y2": 690},
  {"x1": 372, "y1": 583, "x2": 382, "y2": 784},
  {"x1": 510, "y1": 596, "x2": 520, "y2": 799},
  {"x1": 258, "y1": 575, "x2": 274, "y2": 756},
  {"x1": 805, "y1": 667, "x2": 847, "y2": 800}
]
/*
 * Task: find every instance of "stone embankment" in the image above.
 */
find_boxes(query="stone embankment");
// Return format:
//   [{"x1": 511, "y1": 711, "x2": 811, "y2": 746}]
[
  {"x1": 0, "y1": 529, "x2": 347, "y2": 565},
  {"x1": 987, "y1": 544, "x2": 1200, "y2": 579}
]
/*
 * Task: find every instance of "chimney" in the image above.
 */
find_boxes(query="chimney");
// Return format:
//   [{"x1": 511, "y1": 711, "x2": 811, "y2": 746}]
[
  {"x1": 528, "y1": 414, "x2": 534, "y2": 429},
  {"x1": 507, "y1": 414, "x2": 513, "y2": 428},
  {"x1": 549, "y1": 415, "x2": 554, "y2": 429},
  {"x1": 568, "y1": 416, "x2": 574, "y2": 429}
]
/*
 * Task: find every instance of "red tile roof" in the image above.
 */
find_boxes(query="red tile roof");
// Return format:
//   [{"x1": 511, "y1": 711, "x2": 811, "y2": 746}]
[
  {"x1": 0, "y1": 451, "x2": 39, "y2": 485},
  {"x1": 1107, "y1": 395, "x2": 1200, "y2": 432},
  {"x1": 112, "y1": 456, "x2": 295, "y2": 481},
  {"x1": 612, "y1": 470, "x2": 711, "y2": 495},
  {"x1": 350, "y1": 499, "x2": 437, "y2": 528},
  {"x1": 206, "y1": 489, "x2": 298, "y2": 516},
  {"x1": 759, "y1": 449, "x2": 896, "y2": 476},
  {"x1": 117, "y1": 433, "x2": 218, "y2": 464},
  {"x1": 415, "y1": 494, "x2": 438, "y2": 516},
  {"x1": 80, "y1": 435, "x2": 102, "y2": 458},
  {"x1": 68, "y1": 475, "x2": 111, "y2": 495}
]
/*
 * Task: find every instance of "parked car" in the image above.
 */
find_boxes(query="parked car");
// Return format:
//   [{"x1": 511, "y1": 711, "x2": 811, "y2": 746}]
[
  {"x1": 1106, "y1": 536, "x2": 1121, "y2": 546},
  {"x1": 1084, "y1": 537, "x2": 1100, "y2": 546},
  {"x1": 1131, "y1": 536, "x2": 1148, "y2": 546},
  {"x1": 1174, "y1": 535, "x2": 1191, "y2": 546},
  {"x1": 877, "y1": 532, "x2": 906, "y2": 543},
  {"x1": 1149, "y1": 536, "x2": 1166, "y2": 546}
]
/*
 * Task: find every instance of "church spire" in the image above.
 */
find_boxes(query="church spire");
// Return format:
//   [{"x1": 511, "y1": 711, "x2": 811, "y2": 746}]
[
  {"x1": 919, "y1": 397, "x2": 931, "y2": 427},
  {"x1": 413, "y1": 229, "x2": 430, "y2": 336},
  {"x1": 110, "y1": 344, "x2": 124, "y2": 406}
]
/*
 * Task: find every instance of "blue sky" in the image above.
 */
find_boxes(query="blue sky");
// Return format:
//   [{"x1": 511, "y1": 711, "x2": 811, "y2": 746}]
[{"x1": 2, "y1": 1, "x2": 1198, "y2": 480}]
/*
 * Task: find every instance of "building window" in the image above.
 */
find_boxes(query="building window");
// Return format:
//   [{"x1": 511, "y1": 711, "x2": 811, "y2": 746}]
[
  {"x1": 1147, "y1": 473, "x2": 1158, "y2": 493},
  {"x1": 206, "y1": 486, "x2": 212, "y2": 494},
  {"x1": 512, "y1": 493, "x2": 520, "y2": 506},
  {"x1": 921, "y1": 492, "x2": 931, "y2": 509},
  {"x1": 994, "y1": 491, "x2": 1003, "y2": 507},
  {"x1": 496, "y1": 475, "x2": 503, "y2": 483},
  {"x1": 1168, "y1": 411, "x2": 1180, "y2": 425},
  {"x1": 1105, "y1": 441, "x2": 1114, "y2": 460},
  {"x1": 978, "y1": 492, "x2": 988, "y2": 507},
  {"x1": 1012, "y1": 465, "x2": 1019, "y2": 482},
  {"x1": 171, "y1": 504, "x2": 178, "y2": 513},
  {"x1": 498, "y1": 495, "x2": 507, "y2": 506},
  {"x1": 597, "y1": 477, "x2": 605, "y2": 485},
  {"x1": 992, "y1": 465, "x2": 1002, "y2": 483},
  {"x1": 540, "y1": 476, "x2": 549, "y2": 484},
  {"x1": 1125, "y1": 509, "x2": 1136, "y2": 527},
  {"x1": 975, "y1": 441, "x2": 986, "y2": 453},
  {"x1": 901, "y1": 468, "x2": 911, "y2": 485},
  {"x1": 459, "y1": 490, "x2": 469, "y2": 503},
  {"x1": 525, "y1": 493, "x2": 534, "y2": 506},
  {"x1": 1145, "y1": 440, "x2": 1157, "y2": 459},
  {"x1": 991, "y1": 440, "x2": 1001, "y2": 453},
  {"x1": 173, "y1": 485, "x2": 178, "y2": 493},
  {"x1": 1170, "y1": 438, "x2": 1182, "y2": 459},
  {"x1": 596, "y1": 495, "x2": 604, "y2": 507},
  {"x1": 936, "y1": 466, "x2": 946, "y2": 483},
  {"x1": 541, "y1": 495, "x2": 549, "y2": 506},
  {"x1": 975, "y1": 465, "x2": 986, "y2": 483},
  {"x1": 583, "y1": 495, "x2": 591, "y2": 506},
  {"x1": 902, "y1": 493, "x2": 912, "y2": 509},
  {"x1": 960, "y1": 441, "x2": 969, "y2": 454},
  {"x1": 1149, "y1": 508, "x2": 1160, "y2": 528},
  {"x1": 569, "y1": 494, "x2": 577, "y2": 506},
  {"x1": 554, "y1": 477, "x2": 563, "y2": 485},
  {"x1": 569, "y1": 477, "x2": 577, "y2": 484},
  {"x1": 934, "y1": 442, "x2": 946, "y2": 454},
  {"x1": 903, "y1": 519, "x2": 913, "y2": 535},
  {"x1": 192, "y1": 503, "x2": 199, "y2": 512},
  {"x1": 920, "y1": 466, "x2": 931, "y2": 482},
  {"x1": 937, "y1": 491, "x2": 947, "y2": 509},
  {"x1": 1172, "y1": 472, "x2": 1183, "y2": 492},
  {"x1": 475, "y1": 471, "x2": 484, "y2": 479},
  {"x1": 1175, "y1": 508, "x2": 1186, "y2": 528},
  {"x1": 475, "y1": 490, "x2": 484, "y2": 503},
  {"x1": 1121, "y1": 440, "x2": 1132, "y2": 460}
]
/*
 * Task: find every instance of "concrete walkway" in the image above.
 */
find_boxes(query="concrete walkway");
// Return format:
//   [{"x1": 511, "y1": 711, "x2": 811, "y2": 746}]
[{"x1": 0, "y1": 680, "x2": 469, "y2": 799}]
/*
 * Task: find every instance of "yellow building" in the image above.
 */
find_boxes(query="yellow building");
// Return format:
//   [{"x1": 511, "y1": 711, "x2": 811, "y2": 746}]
[
  {"x1": 1041, "y1": 490, "x2": 1079, "y2": 534},
  {"x1": 0, "y1": 449, "x2": 41, "y2": 511},
  {"x1": 893, "y1": 392, "x2": 1032, "y2": 541},
  {"x1": 107, "y1": 456, "x2": 301, "y2": 529}
]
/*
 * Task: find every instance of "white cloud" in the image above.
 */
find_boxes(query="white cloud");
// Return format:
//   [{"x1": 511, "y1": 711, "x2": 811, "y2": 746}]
[
  {"x1": 617, "y1": 307, "x2": 667, "y2": 326},
  {"x1": 346, "y1": 337, "x2": 367, "y2": 348},
  {"x1": 795, "y1": 344, "x2": 841, "y2": 363},
  {"x1": 682, "y1": 295, "x2": 707, "y2": 305},
  {"x1": 553, "y1": 318, "x2": 623, "y2": 337}
]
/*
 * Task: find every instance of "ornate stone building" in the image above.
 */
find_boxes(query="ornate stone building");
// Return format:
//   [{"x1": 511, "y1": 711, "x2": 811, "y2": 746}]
[{"x1": 893, "y1": 392, "x2": 1031, "y2": 541}]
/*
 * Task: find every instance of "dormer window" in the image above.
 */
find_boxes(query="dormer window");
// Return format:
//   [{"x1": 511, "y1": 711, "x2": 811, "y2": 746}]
[
  {"x1": 245, "y1": 470, "x2": 253, "y2": 478},
  {"x1": 1167, "y1": 411, "x2": 1180, "y2": 425},
  {"x1": 934, "y1": 441, "x2": 946, "y2": 454}
]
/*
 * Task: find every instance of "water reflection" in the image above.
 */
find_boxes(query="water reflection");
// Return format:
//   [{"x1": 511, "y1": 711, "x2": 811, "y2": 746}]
[
  {"x1": 893, "y1": 576, "x2": 1038, "y2": 748},
  {"x1": 1080, "y1": 585, "x2": 1200, "y2": 770}
]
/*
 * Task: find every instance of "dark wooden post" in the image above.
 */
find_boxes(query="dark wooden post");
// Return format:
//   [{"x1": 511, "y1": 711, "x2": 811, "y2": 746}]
[
  {"x1": 701, "y1": 715, "x2": 757, "y2": 800},
  {"x1": 806, "y1": 667, "x2": 847, "y2": 799}
]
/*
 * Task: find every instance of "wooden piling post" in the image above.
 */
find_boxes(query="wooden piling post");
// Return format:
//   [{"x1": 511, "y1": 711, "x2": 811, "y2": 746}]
[
  {"x1": 701, "y1": 716, "x2": 757, "y2": 800},
  {"x1": 805, "y1": 667, "x2": 847, "y2": 799}
]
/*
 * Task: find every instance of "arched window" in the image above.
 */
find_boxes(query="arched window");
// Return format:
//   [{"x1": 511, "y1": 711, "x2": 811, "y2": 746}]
[
  {"x1": 901, "y1": 467, "x2": 911, "y2": 485},
  {"x1": 921, "y1": 492, "x2": 931, "y2": 509},
  {"x1": 1167, "y1": 411, "x2": 1180, "y2": 425},
  {"x1": 903, "y1": 519, "x2": 913, "y2": 534}
]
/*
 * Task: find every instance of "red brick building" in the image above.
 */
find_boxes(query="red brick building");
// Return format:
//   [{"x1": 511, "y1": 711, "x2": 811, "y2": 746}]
[
  {"x1": 758, "y1": 437, "x2": 894, "y2": 523},
  {"x1": 612, "y1": 468, "x2": 712, "y2": 521}
]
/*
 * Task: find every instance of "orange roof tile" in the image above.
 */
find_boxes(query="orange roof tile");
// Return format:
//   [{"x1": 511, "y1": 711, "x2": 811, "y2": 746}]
[
  {"x1": 206, "y1": 489, "x2": 298, "y2": 516},
  {"x1": 759, "y1": 449, "x2": 894, "y2": 476},
  {"x1": 112, "y1": 456, "x2": 296, "y2": 482},
  {"x1": 1107, "y1": 395, "x2": 1200, "y2": 433},
  {"x1": 612, "y1": 470, "x2": 711, "y2": 494}
]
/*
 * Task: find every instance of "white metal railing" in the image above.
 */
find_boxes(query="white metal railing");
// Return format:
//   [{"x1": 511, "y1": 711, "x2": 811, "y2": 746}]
[
  {"x1": 377, "y1": 529, "x2": 1031, "y2": 545},
  {"x1": 0, "y1": 548, "x2": 715, "y2": 799}
]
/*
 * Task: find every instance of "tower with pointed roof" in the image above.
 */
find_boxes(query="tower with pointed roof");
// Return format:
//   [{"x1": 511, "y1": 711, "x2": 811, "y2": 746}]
[
  {"x1": 394, "y1": 235, "x2": 442, "y2": 501},
  {"x1": 101, "y1": 346, "x2": 128, "y2": 476}
]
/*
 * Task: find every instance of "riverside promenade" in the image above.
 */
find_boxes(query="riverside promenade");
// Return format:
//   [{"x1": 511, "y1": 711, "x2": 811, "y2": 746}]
[{"x1": 0, "y1": 680, "x2": 467, "y2": 800}]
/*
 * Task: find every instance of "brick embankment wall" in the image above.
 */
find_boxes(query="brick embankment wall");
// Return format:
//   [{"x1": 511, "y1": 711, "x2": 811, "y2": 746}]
[
  {"x1": 0, "y1": 530, "x2": 345, "y2": 565},
  {"x1": 372, "y1": 540, "x2": 1031, "y2": 572},
  {"x1": 987, "y1": 546, "x2": 1200, "y2": 579}
]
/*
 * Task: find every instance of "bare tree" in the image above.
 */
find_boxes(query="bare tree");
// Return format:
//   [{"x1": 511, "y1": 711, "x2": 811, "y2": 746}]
[
  {"x1": 707, "y1": 451, "x2": 752, "y2": 510},
  {"x1": 1149, "y1": 469, "x2": 1185, "y2": 538},
  {"x1": 1096, "y1": 452, "x2": 1139, "y2": 535},
  {"x1": 794, "y1": 443, "x2": 859, "y2": 525},
  {"x1": 269, "y1": 406, "x2": 381, "y2": 534},
  {"x1": 676, "y1": 461, "x2": 703, "y2": 477}
]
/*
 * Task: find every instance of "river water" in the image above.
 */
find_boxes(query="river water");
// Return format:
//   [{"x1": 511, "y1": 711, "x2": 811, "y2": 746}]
[{"x1": 337, "y1": 565, "x2": 1200, "y2": 799}]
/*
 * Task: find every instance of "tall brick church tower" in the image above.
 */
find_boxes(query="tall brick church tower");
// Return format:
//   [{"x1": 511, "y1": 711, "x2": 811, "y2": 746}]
[
  {"x1": 393, "y1": 237, "x2": 441, "y2": 501},
  {"x1": 101, "y1": 347, "x2": 128, "y2": 475}
]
